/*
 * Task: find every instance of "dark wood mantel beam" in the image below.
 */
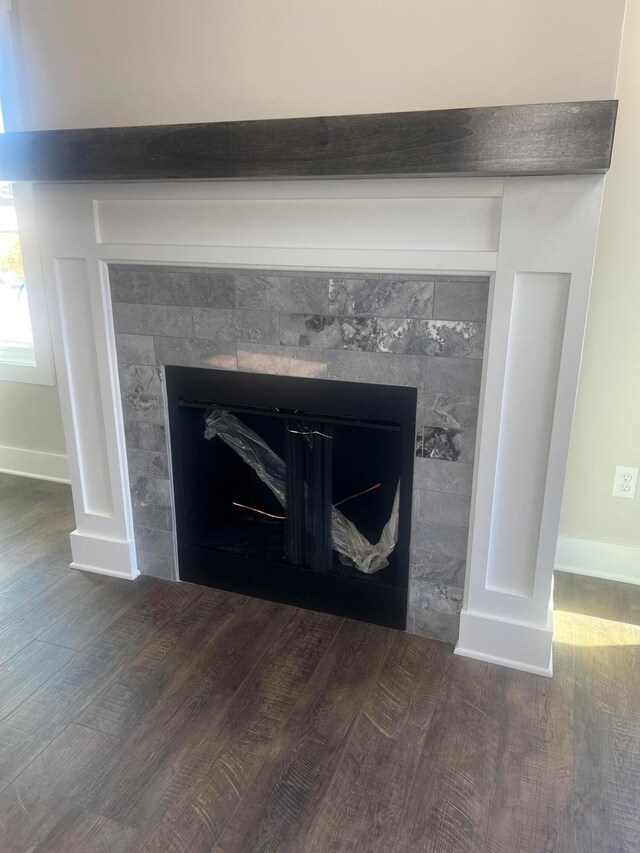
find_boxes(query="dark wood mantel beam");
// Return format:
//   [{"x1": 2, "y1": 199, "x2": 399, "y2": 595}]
[{"x1": 0, "y1": 101, "x2": 617, "y2": 182}]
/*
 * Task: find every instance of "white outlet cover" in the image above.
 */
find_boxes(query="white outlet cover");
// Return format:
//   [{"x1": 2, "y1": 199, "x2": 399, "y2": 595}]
[{"x1": 612, "y1": 465, "x2": 639, "y2": 499}]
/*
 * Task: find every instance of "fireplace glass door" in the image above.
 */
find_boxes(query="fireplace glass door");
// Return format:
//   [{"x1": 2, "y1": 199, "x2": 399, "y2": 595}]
[{"x1": 166, "y1": 367, "x2": 415, "y2": 628}]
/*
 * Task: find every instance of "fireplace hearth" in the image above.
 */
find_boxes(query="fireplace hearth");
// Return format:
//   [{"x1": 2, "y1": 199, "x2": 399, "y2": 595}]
[{"x1": 166, "y1": 367, "x2": 415, "y2": 628}]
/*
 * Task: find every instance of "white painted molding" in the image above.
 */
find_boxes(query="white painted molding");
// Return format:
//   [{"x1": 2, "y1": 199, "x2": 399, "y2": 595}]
[
  {"x1": 555, "y1": 534, "x2": 640, "y2": 586},
  {"x1": 0, "y1": 444, "x2": 70, "y2": 483},
  {"x1": 33, "y1": 174, "x2": 605, "y2": 674},
  {"x1": 456, "y1": 608, "x2": 553, "y2": 677},
  {"x1": 69, "y1": 530, "x2": 139, "y2": 580}
]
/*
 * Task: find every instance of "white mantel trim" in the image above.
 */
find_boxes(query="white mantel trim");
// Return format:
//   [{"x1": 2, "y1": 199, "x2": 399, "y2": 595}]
[{"x1": 33, "y1": 174, "x2": 605, "y2": 675}]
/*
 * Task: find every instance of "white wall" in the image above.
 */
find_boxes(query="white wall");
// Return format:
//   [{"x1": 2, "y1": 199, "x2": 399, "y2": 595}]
[
  {"x1": 15, "y1": 0, "x2": 624, "y2": 129},
  {"x1": 558, "y1": 0, "x2": 640, "y2": 575}
]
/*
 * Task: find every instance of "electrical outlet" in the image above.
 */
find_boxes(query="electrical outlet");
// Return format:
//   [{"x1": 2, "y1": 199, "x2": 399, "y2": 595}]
[{"x1": 612, "y1": 466, "x2": 639, "y2": 499}]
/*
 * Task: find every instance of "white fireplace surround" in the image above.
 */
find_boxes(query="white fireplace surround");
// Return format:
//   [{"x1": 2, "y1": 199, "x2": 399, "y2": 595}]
[{"x1": 34, "y1": 174, "x2": 605, "y2": 677}]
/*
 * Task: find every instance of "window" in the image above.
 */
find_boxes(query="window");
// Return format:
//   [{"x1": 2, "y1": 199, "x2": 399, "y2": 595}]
[{"x1": 0, "y1": 4, "x2": 54, "y2": 384}]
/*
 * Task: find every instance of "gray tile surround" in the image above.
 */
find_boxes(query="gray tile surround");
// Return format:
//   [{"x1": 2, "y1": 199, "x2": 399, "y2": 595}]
[{"x1": 110, "y1": 266, "x2": 489, "y2": 643}]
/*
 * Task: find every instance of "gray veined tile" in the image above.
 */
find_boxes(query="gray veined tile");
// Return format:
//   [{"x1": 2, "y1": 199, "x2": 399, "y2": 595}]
[
  {"x1": 121, "y1": 393, "x2": 165, "y2": 426},
  {"x1": 415, "y1": 426, "x2": 477, "y2": 464},
  {"x1": 416, "y1": 426, "x2": 461, "y2": 461},
  {"x1": 136, "y1": 550, "x2": 177, "y2": 580},
  {"x1": 236, "y1": 275, "x2": 328, "y2": 313},
  {"x1": 328, "y1": 278, "x2": 434, "y2": 318},
  {"x1": 147, "y1": 271, "x2": 192, "y2": 306},
  {"x1": 153, "y1": 337, "x2": 237, "y2": 371},
  {"x1": 193, "y1": 308, "x2": 279, "y2": 344},
  {"x1": 238, "y1": 344, "x2": 327, "y2": 378},
  {"x1": 130, "y1": 476, "x2": 172, "y2": 509},
  {"x1": 412, "y1": 609, "x2": 460, "y2": 644},
  {"x1": 134, "y1": 527, "x2": 175, "y2": 557},
  {"x1": 417, "y1": 490, "x2": 471, "y2": 527},
  {"x1": 112, "y1": 303, "x2": 193, "y2": 337},
  {"x1": 123, "y1": 421, "x2": 167, "y2": 453},
  {"x1": 109, "y1": 270, "x2": 150, "y2": 304},
  {"x1": 131, "y1": 503, "x2": 173, "y2": 532},
  {"x1": 418, "y1": 393, "x2": 479, "y2": 430},
  {"x1": 411, "y1": 549, "x2": 467, "y2": 586},
  {"x1": 411, "y1": 521, "x2": 468, "y2": 558},
  {"x1": 409, "y1": 580, "x2": 463, "y2": 614},
  {"x1": 426, "y1": 356, "x2": 483, "y2": 395},
  {"x1": 415, "y1": 320, "x2": 485, "y2": 358},
  {"x1": 280, "y1": 314, "x2": 345, "y2": 349},
  {"x1": 189, "y1": 272, "x2": 235, "y2": 308},
  {"x1": 326, "y1": 350, "x2": 423, "y2": 387},
  {"x1": 127, "y1": 449, "x2": 168, "y2": 479},
  {"x1": 115, "y1": 334, "x2": 156, "y2": 366},
  {"x1": 414, "y1": 458, "x2": 474, "y2": 495},
  {"x1": 119, "y1": 364, "x2": 162, "y2": 397},
  {"x1": 433, "y1": 279, "x2": 490, "y2": 321}
]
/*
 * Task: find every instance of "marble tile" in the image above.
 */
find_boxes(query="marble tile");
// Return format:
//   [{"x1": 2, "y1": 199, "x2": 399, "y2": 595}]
[
  {"x1": 109, "y1": 270, "x2": 150, "y2": 304},
  {"x1": 415, "y1": 320, "x2": 485, "y2": 358},
  {"x1": 236, "y1": 275, "x2": 328, "y2": 313},
  {"x1": 417, "y1": 490, "x2": 471, "y2": 527},
  {"x1": 123, "y1": 421, "x2": 167, "y2": 453},
  {"x1": 327, "y1": 350, "x2": 423, "y2": 387},
  {"x1": 154, "y1": 337, "x2": 237, "y2": 371},
  {"x1": 413, "y1": 458, "x2": 473, "y2": 495},
  {"x1": 131, "y1": 503, "x2": 173, "y2": 532},
  {"x1": 130, "y1": 475, "x2": 172, "y2": 509},
  {"x1": 134, "y1": 527, "x2": 174, "y2": 557},
  {"x1": 433, "y1": 279, "x2": 490, "y2": 321},
  {"x1": 411, "y1": 521, "x2": 468, "y2": 558},
  {"x1": 115, "y1": 334, "x2": 156, "y2": 366},
  {"x1": 119, "y1": 364, "x2": 162, "y2": 397},
  {"x1": 280, "y1": 314, "x2": 346, "y2": 349},
  {"x1": 409, "y1": 580, "x2": 463, "y2": 614},
  {"x1": 416, "y1": 426, "x2": 461, "y2": 461},
  {"x1": 454, "y1": 429, "x2": 477, "y2": 464},
  {"x1": 238, "y1": 344, "x2": 327, "y2": 378},
  {"x1": 189, "y1": 272, "x2": 235, "y2": 308},
  {"x1": 127, "y1": 449, "x2": 168, "y2": 479},
  {"x1": 148, "y1": 271, "x2": 192, "y2": 306},
  {"x1": 328, "y1": 278, "x2": 434, "y2": 318},
  {"x1": 121, "y1": 393, "x2": 165, "y2": 425},
  {"x1": 427, "y1": 356, "x2": 483, "y2": 395},
  {"x1": 418, "y1": 393, "x2": 479, "y2": 431},
  {"x1": 413, "y1": 609, "x2": 459, "y2": 644},
  {"x1": 136, "y1": 550, "x2": 176, "y2": 580},
  {"x1": 112, "y1": 303, "x2": 193, "y2": 337},
  {"x1": 411, "y1": 549, "x2": 467, "y2": 586},
  {"x1": 193, "y1": 308, "x2": 279, "y2": 344}
]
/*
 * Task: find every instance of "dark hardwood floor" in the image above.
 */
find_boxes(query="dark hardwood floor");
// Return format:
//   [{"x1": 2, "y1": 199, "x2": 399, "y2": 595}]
[{"x1": 0, "y1": 472, "x2": 637, "y2": 852}]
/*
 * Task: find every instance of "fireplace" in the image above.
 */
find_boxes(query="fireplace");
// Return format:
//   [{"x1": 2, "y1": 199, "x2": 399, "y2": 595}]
[
  {"x1": 166, "y1": 367, "x2": 415, "y2": 628},
  {"x1": 111, "y1": 264, "x2": 487, "y2": 643},
  {"x1": 29, "y1": 166, "x2": 608, "y2": 675}
]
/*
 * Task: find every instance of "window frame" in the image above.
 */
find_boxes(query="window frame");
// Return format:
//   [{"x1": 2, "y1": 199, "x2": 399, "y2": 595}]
[{"x1": 0, "y1": 2, "x2": 55, "y2": 385}]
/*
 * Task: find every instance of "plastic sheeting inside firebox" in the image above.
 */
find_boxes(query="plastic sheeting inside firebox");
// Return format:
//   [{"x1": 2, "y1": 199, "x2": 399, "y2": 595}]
[{"x1": 204, "y1": 408, "x2": 399, "y2": 574}]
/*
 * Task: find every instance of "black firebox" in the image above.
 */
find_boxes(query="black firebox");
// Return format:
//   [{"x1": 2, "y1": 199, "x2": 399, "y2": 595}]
[{"x1": 165, "y1": 367, "x2": 416, "y2": 629}]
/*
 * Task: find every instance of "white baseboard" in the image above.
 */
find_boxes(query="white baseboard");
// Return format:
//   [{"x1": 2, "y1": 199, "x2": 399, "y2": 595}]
[
  {"x1": 70, "y1": 530, "x2": 139, "y2": 580},
  {"x1": 0, "y1": 444, "x2": 70, "y2": 483},
  {"x1": 455, "y1": 608, "x2": 553, "y2": 677},
  {"x1": 555, "y1": 534, "x2": 640, "y2": 586}
]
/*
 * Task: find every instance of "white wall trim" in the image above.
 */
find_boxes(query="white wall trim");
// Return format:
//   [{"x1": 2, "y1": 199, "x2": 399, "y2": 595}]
[
  {"x1": 0, "y1": 443, "x2": 69, "y2": 483},
  {"x1": 69, "y1": 530, "x2": 139, "y2": 580},
  {"x1": 555, "y1": 534, "x2": 640, "y2": 586},
  {"x1": 456, "y1": 608, "x2": 554, "y2": 677}
]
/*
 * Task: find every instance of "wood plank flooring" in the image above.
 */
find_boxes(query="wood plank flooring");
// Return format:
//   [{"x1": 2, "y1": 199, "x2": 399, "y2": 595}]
[{"x1": 0, "y1": 472, "x2": 637, "y2": 852}]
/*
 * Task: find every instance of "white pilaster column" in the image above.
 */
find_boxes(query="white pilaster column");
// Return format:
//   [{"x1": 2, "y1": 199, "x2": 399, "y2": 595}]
[{"x1": 456, "y1": 175, "x2": 606, "y2": 675}]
